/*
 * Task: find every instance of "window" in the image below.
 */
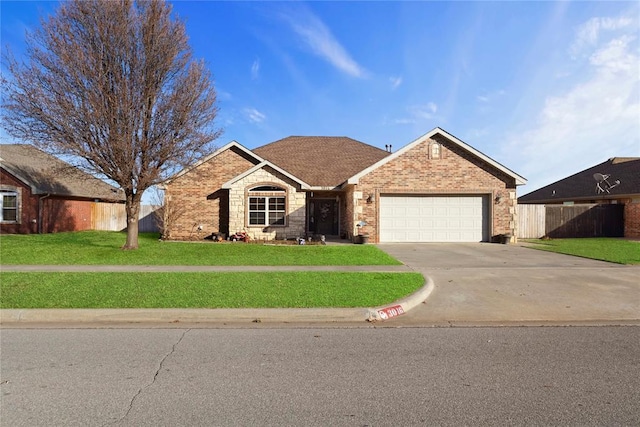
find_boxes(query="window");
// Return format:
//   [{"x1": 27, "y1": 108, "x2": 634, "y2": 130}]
[
  {"x1": 1, "y1": 191, "x2": 18, "y2": 222},
  {"x1": 248, "y1": 185, "x2": 286, "y2": 226}
]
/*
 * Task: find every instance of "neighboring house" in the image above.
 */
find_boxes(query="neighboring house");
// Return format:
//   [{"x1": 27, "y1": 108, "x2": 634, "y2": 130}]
[
  {"x1": 518, "y1": 157, "x2": 640, "y2": 238},
  {"x1": 163, "y1": 127, "x2": 526, "y2": 243},
  {"x1": 1, "y1": 144, "x2": 125, "y2": 234}
]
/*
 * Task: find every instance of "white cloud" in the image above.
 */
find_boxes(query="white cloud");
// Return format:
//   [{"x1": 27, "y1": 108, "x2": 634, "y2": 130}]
[
  {"x1": 389, "y1": 76, "x2": 403, "y2": 90},
  {"x1": 409, "y1": 103, "x2": 438, "y2": 119},
  {"x1": 280, "y1": 6, "x2": 367, "y2": 78},
  {"x1": 392, "y1": 103, "x2": 439, "y2": 125},
  {"x1": 217, "y1": 89, "x2": 233, "y2": 101},
  {"x1": 244, "y1": 108, "x2": 266, "y2": 123},
  {"x1": 477, "y1": 90, "x2": 505, "y2": 103},
  {"x1": 505, "y1": 12, "x2": 639, "y2": 193},
  {"x1": 589, "y1": 35, "x2": 636, "y2": 72},
  {"x1": 571, "y1": 16, "x2": 633, "y2": 57},
  {"x1": 251, "y1": 59, "x2": 260, "y2": 80}
]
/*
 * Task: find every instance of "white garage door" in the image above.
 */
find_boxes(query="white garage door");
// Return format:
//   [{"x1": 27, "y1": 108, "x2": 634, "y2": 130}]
[{"x1": 379, "y1": 195, "x2": 489, "y2": 243}]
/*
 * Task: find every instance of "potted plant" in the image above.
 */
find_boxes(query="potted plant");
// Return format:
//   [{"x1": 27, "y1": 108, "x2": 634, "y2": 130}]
[{"x1": 355, "y1": 221, "x2": 368, "y2": 244}]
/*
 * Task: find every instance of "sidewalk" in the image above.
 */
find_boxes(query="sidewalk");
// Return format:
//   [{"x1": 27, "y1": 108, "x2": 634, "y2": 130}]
[
  {"x1": 3, "y1": 243, "x2": 639, "y2": 327},
  {"x1": 0, "y1": 265, "x2": 413, "y2": 273},
  {"x1": 0, "y1": 264, "x2": 433, "y2": 326}
]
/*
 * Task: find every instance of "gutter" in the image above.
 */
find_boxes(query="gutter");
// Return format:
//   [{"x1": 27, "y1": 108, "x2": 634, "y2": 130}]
[{"x1": 37, "y1": 193, "x2": 50, "y2": 234}]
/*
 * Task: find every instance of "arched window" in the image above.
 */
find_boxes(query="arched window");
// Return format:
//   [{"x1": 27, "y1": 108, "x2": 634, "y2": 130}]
[{"x1": 247, "y1": 185, "x2": 286, "y2": 226}]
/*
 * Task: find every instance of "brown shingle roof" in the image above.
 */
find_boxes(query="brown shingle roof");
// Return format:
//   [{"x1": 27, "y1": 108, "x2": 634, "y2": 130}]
[
  {"x1": 519, "y1": 157, "x2": 640, "y2": 203},
  {"x1": 0, "y1": 144, "x2": 124, "y2": 201},
  {"x1": 253, "y1": 136, "x2": 390, "y2": 187}
]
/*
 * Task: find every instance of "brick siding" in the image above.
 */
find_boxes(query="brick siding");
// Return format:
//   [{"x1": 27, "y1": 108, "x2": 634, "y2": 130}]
[
  {"x1": 164, "y1": 135, "x2": 523, "y2": 243},
  {"x1": 1, "y1": 169, "x2": 98, "y2": 234},
  {"x1": 355, "y1": 135, "x2": 518, "y2": 243},
  {"x1": 624, "y1": 198, "x2": 640, "y2": 238},
  {"x1": 1, "y1": 169, "x2": 37, "y2": 233},
  {"x1": 164, "y1": 146, "x2": 258, "y2": 240}
]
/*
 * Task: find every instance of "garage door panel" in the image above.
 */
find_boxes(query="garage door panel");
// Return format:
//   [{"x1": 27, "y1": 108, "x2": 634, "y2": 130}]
[
  {"x1": 420, "y1": 207, "x2": 435, "y2": 217},
  {"x1": 380, "y1": 195, "x2": 489, "y2": 243}
]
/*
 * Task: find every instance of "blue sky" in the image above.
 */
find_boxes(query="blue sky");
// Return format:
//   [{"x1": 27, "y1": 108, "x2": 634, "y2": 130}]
[{"x1": 2, "y1": 1, "x2": 639, "y2": 198}]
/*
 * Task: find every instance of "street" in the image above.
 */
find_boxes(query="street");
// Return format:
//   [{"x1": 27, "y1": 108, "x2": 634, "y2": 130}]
[{"x1": 2, "y1": 326, "x2": 639, "y2": 426}]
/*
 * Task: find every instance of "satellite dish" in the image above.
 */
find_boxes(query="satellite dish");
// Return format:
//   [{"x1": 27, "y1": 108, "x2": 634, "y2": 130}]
[
  {"x1": 594, "y1": 173, "x2": 620, "y2": 194},
  {"x1": 593, "y1": 173, "x2": 608, "y2": 183}
]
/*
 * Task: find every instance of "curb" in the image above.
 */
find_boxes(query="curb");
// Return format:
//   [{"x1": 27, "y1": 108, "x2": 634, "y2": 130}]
[
  {"x1": 0, "y1": 307, "x2": 369, "y2": 325},
  {"x1": 366, "y1": 276, "x2": 435, "y2": 322},
  {"x1": 0, "y1": 275, "x2": 434, "y2": 326}
]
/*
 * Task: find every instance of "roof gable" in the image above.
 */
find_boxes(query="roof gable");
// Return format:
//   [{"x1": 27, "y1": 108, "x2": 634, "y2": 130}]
[
  {"x1": 221, "y1": 161, "x2": 311, "y2": 189},
  {"x1": 164, "y1": 140, "x2": 263, "y2": 184},
  {"x1": 519, "y1": 157, "x2": 640, "y2": 203},
  {"x1": 347, "y1": 127, "x2": 527, "y2": 185},
  {"x1": 0, "y1": 144, "x2": 124, "y2": 201},
  {"x1": 254, "y1": 136, "x2": 390, "y2": 189}
]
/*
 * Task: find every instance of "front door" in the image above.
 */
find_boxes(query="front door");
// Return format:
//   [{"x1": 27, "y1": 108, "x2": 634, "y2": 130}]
[{"x1": 312, "y1": 199, "x2": 338, "y2": 235}]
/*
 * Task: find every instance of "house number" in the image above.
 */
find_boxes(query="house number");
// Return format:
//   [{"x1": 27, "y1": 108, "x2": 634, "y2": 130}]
[{"x1": 377, "y1": 305, "x2": 405, "y2": 320}]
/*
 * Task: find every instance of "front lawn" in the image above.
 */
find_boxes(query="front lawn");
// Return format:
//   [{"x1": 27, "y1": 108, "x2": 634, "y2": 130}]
[
  {"x1": 524, "y1": 238, "x2": 640, "y2": 265},
  {"x1": 0, "y1": 231, "x2": 400, "y2": 266},
  {"x1": 0, "y1": 231, "x2": 417, "y2": 309},
  {"x1": 0, "y1": 272, "x2": 424, "y2": 308}
]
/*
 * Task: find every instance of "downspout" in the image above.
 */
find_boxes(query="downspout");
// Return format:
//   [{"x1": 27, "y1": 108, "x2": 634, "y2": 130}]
[{"x1": 38, "y1": 193, "x2": 50, "y2": 234}]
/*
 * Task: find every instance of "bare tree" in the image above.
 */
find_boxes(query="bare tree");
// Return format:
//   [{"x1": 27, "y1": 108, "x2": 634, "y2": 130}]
[
  {"x1": 149, "y1": 186, "x2": 184, "y2": 240},
  {"x1": 2, "y1": 0, "x2": 221, "y2": 249}
]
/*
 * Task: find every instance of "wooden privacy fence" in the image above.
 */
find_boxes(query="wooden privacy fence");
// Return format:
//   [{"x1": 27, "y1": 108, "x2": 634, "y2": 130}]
[
  {"x1": 517, "y1": 204, "x2": 546, "y2": 239},
  {"x1": 92, "y1": 203, "x2": 160, "y2": 232},
  {"x1": 517, "y1": 203, "x2": 624, "y2": 239},
  {"x1": 545, "y1": 204, "x2": 623, "y2": 238}
]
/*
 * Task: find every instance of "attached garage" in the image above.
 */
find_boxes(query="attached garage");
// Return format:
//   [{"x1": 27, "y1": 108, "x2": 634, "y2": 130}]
[{"x1": 379, "y1": 195, "x2": 490, "y2": 242}]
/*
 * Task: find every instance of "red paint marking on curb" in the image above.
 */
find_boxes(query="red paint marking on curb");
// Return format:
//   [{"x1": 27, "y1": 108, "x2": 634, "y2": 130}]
[{"x1": 377, "y1": 305, "x2": 405, "y2": 320}]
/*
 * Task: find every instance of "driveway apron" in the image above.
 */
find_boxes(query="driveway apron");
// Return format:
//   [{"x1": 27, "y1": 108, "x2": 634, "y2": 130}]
[{"x1": 377, "y1": 243, "x2": 640, "y2": 326}]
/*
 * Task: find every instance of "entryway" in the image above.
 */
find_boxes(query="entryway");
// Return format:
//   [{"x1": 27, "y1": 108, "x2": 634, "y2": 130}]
[{"x1": 309, "y1": 199, "x2": 339, "y2": 235}]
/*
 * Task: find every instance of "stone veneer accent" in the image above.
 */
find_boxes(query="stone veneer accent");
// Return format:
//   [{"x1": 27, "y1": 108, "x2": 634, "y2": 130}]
[
  {"x1": 227, "y1": 166, "x2": 306, "y2": 240},
  {"x1": 342, "y1": 185, "x2": 356, "y2": 239}
]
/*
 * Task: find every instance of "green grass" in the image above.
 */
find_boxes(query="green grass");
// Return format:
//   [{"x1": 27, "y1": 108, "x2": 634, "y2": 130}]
[
  {"x1": 0, "y1": 231, "x2": 400, "y2": 266},
  {"x1": 0, "y1": 231, "x2": 415, "y2": 309},
  {"x1": 524, "y1": 238, "x2": 640, "y2": 265},
  {"x1": 0, "y1": 272, "x2": 424, "y2": 309}
]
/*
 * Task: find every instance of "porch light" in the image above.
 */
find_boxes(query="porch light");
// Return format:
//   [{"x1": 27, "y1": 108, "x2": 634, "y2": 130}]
[
  {"x1": 494, "y1": 195, "x2": 502, "y2": 204},
  {"x1": 366, "y1": 194, "x2": 374, "y2": 204}
]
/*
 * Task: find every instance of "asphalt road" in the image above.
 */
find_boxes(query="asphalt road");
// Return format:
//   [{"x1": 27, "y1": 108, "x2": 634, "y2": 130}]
[{"x1": 2, "y1": 326, "x2": 639, "y2": 426}]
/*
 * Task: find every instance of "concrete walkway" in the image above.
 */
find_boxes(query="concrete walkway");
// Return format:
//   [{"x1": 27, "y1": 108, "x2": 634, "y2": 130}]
[
  {"x1": 0, "y1": 265, "x2": 412, "y2": 273},
  {"x1": 2, "y1": 243, "x2": 638, "y2": 327}
]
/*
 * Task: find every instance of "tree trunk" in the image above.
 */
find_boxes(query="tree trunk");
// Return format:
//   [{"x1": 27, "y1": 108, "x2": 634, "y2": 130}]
[{"x1": 122, "y1": 194, "x2": 141, "y2": 250}]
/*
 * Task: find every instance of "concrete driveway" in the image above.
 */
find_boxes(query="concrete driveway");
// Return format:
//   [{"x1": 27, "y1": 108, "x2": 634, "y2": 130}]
[{"x1": 378, "y1": 243, "x2": 640, "y2": 326}]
